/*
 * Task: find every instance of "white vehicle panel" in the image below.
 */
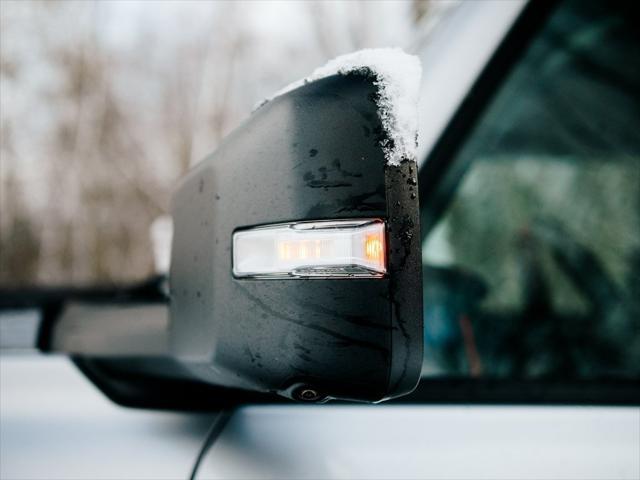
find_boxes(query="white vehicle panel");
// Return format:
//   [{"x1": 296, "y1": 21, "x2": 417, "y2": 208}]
[
  {"x1": 2, "y1": 356, "x2": 638, "y2": 480},
  {"x1": 415, "y1": 0, "x2": 526, "y2": 166},
  {"x1": 198, "y1": 404, "x2": 640, "y2": 480},
  {"x1": 0, "y1": 356, "x2": 214, "y2": 480}
]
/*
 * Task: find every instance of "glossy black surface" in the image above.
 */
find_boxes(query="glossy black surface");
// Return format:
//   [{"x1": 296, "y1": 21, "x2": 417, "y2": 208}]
[{"x1": 168, "y1": 73, "x2": 422, "y2": 403}]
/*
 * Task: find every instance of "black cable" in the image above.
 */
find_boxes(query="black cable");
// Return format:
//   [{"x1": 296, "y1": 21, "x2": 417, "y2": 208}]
[{"x1": 189, "y1": 409, "x2": 234, "y2": 480}]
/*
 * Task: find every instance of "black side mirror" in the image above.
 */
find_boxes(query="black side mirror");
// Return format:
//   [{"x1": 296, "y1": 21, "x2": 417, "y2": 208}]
[
  {"x1": 19, "y1": 50, "x2": 424, "y2": 407},
  {"x1": 170, "y1": 51, "x2": 423, "y2": 402}
]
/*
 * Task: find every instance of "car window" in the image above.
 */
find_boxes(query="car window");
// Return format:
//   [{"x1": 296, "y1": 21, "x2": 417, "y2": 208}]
[{"x1": 421, "y1": 0, "x2": 640, "y2": 380}]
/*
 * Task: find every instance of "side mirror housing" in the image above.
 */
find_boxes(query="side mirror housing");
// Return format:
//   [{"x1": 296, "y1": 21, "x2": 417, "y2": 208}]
[{"x1": 170, "y1": 55, "x2": 423, "y2": 402}]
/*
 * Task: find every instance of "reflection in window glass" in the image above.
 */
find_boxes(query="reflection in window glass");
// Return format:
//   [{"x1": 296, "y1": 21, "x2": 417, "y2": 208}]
[{"x1": 421, "y1": 0, "x2": 640, "y2": 380}]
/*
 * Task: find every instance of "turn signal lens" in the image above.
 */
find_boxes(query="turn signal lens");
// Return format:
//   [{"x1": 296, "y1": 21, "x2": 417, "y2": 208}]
[
  {"x1": 233, "y1": 219, "x2": 386, "y2": 278},
  {"x1": 365, "y1": 234, "x2": 384, "y2": 263}
]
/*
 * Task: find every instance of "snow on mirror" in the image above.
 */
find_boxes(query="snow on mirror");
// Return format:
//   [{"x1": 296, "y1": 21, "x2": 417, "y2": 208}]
[{"x1": 257, "y1": 48, "x2": 422, "y2": 166}]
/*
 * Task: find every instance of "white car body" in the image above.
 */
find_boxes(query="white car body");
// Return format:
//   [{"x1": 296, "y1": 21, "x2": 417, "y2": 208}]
[{"x1": 2, "y1": 2, "x2": 639, "y2": 479}]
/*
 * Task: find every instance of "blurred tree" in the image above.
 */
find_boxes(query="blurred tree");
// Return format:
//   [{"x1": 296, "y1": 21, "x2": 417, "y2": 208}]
[{"x1": 0, "y1": 0, "x2": 422, "y2": 286}]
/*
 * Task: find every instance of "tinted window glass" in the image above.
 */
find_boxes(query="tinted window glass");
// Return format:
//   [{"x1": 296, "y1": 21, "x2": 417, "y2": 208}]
[{"x1": 421, "y1": 0, "x2": 640, "y2": 380}]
